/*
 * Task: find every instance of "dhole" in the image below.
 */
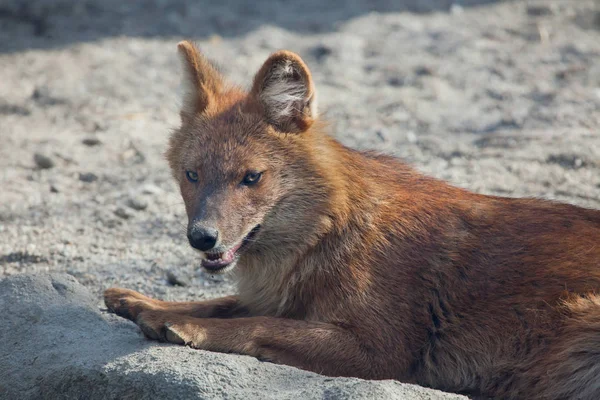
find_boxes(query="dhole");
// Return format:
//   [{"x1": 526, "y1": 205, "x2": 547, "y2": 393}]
[{"x1": 105, "y1": 41, "x2": 600, "y2": 399}]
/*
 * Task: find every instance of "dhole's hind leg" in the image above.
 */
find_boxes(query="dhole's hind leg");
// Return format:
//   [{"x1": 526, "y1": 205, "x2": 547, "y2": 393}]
[
  {"x1": 519, "y1": 295, "x2": 600, "y2": 400},
  {"x1": 104, "y1": 288, "x2": 246, "y2": 321}
]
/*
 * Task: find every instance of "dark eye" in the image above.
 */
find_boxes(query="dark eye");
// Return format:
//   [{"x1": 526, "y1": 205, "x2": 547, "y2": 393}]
[
  {"x1": 241, "y1": 171, "x2": 262, "y2": 186},
  {"x1": 185, "y1": 170, "x2": 199, "y2": 182}
]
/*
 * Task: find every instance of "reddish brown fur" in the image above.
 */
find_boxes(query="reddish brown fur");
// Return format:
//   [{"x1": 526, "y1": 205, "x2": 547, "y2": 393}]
[{"x1": 105, "y1": 41, "x2": 600, "y2": 399}]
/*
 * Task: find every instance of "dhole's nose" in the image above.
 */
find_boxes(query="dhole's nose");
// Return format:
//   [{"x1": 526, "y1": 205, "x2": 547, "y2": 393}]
[{"x1": 187, "y1": 225, "x2": 219, "y2": 251}]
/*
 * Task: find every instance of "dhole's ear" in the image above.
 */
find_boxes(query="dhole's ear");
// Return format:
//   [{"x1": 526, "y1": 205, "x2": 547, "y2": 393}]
[
  {"x1": 177, "y1": 40, "x2": 224, "y2": 122},
  {"x1": 250, "y1": 51, "x2": 317, "y2": 133}
]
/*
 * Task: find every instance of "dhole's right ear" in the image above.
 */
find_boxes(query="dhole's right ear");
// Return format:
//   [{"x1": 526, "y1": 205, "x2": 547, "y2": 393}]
[{"x1": 177, "y1": 41, "x2": 224, "y2": 123}]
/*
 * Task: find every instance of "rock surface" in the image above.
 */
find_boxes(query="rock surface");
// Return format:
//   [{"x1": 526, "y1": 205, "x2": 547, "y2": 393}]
[{"x1": 0, "y1": 273, "x2": 466, "y2": 400}]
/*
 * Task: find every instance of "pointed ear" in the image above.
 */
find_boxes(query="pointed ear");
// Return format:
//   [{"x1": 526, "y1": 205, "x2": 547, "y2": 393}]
[
  {"x1": 250, "y1": 51, "x2": 317, "y2": 133},
  {"x1": 176, "y1": 41, "x2": 224, "y2": 122}
]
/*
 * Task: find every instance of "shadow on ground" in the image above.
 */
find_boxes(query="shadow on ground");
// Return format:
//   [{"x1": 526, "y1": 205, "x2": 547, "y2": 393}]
[{"x1": 0, "y1": 0, "x2": 507, "y2": 53}]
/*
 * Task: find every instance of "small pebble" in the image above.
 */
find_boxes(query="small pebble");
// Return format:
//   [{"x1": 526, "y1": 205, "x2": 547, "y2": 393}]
[
  {"x1": 387, "y1": 76, "x2": 403, "y2": 87},
  {"x1": 547, "y1": 154, "x2": 586, "y2": 169},
  {"x1": 166, "y1": 270, "x2": 189, "y2": 287},
  {"x1": 31, "y1": 86, "x2": 66, "y2": 106},
  {"x1": 82, "y1": 137, "x2": 102, "y2": 146},
  {"x1": 406, "y1": 131, "x2": 418, "y2": 144},
  {"x1": 79, "y1": 172, "x2": 98, "y2": 183},
  {"x1": 121, "y1": 145, "x2": 146, "y2": 165},
  {"x1": 414, "y1": 65, "x2": 433, "y2": 76},
  {"x1": 526, "y1": 5, "x2": 553, "y2": 17},
  {"x1": 114, "y1": 207, "x2": 132, "y2": 219},
  {"x1": 312, "y1": 44, "x2": 332, "y2": 62},
  {"x1": 84, "y1": 120, "x2": 107, "y2": 132},
  {"x1": 140, "y1": 184, "x2": 163, "y2": 195},
  {"x1": 33, "y1": 153, "x2": 55, "y2": 169},
  {"x1": 127, "y1": 196, "x2": 148, "y2": 211},
  {"x1": 375, "y1": 128, "x2": 388, "y2": 142}
]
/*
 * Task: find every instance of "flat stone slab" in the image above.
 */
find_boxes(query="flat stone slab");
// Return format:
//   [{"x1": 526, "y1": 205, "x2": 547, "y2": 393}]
[{"x1": 0, "y1": 273, "x2": 466, "y2": 400}]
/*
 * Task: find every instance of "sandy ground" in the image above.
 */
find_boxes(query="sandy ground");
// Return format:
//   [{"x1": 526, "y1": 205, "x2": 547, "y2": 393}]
[
  {"x1": 2, "y1": 0, "x2": 599, "y2": 300},
  {"x1": 0, "y1": 1, "x2": 599, "y2": 394}
]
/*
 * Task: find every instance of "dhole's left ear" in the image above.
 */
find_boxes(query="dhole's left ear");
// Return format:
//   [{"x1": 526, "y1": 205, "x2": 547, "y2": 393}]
[{"x1": 250, "y1": 51, "x2": 317, "y2": 133}]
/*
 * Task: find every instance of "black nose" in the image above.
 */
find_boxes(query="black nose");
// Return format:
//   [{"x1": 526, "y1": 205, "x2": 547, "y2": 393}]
[{"x1": 187, "y1": 225, "x2": 219, "y2": 251}]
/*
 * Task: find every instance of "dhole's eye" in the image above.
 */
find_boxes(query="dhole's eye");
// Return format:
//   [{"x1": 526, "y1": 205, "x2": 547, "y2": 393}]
[
  {"x1": 185, "y1": 170, "x2": 199, "y2": 183},
  {"x1": 241, "y1": 171, "x2": 262, "y2": 186}
]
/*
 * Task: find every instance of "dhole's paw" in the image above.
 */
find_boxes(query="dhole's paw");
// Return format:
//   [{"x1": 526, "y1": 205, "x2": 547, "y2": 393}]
[
  {"x1": 136, "y1": 311, "x2": 198, "y2": 347},
  {"x1": 104, "y1": 288, "x2": 159, "y2": 321}
]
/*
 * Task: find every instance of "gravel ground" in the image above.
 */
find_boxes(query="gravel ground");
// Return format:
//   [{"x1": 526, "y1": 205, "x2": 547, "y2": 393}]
[{"x1": 0, "y1": 1, "x2": 599, "y2": 394}]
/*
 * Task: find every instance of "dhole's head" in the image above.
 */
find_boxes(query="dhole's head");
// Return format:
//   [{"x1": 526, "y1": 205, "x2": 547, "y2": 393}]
[{"x1": 166, "y1": 41, "x2": 337, "y2": 274}]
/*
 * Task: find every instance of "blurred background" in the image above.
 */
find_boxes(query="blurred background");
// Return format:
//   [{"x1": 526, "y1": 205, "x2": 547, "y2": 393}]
[{"x1": 0, "y1": 0, "x2": 599, "y2": 300}]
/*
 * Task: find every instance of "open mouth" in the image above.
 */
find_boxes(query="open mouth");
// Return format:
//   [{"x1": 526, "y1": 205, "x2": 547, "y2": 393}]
[{"x1": 201, "y1": 225, "x2": 261, "y2": 272}]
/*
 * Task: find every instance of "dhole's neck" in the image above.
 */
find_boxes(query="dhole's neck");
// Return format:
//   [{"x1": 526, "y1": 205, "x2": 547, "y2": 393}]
[
  {"x1": 306, "y1": 130, "x2": 388, "y2": 234},
  {"x1": 236, "y1": 129, "x2": 380, "y2": 312},
  {"x1": 237, "y1": 127, "x2": 413, "y2": 317}
]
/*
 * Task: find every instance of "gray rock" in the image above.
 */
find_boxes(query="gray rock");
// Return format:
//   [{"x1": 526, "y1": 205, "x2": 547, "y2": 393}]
[
  {"x1": 31, "y1": 86, "x2": 67, "y2": 106},
  {"x1": 139, "y1": 184, "x2": 164, "y2": 195},
  {"x1": 526, "y1": 5, "x2": 553, "y2": 17},
  {"x1": 166, "y1": 269, "x2": 189, "y2": 287},
  {"x1": 0, "y1": 273, "x2": 466, "y2": 400},
  {"x1": 79, "y1": 172, "x2": 99, "y2": 182},
  {"x1": 82, "y1": 137, "x2": 103, "y2": 146},
  {"x1": 127, "y1": 196, "x2": 149, "y2": 211},
  {"x1": 546, "y1": 153, "x2": 588, "y2": 170},
  {"x1": 114, "y1": 207, "x2": 133, "y2": 219},
  {"x1": 33, "y1": 152, "x2": 55, "y2": 169},
  {"x1": 0, "y1": 102, "x2": 30, "y2": 116}
]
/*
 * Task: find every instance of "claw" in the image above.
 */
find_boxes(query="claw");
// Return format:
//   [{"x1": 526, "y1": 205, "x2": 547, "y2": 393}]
[
  {"x1": 165, "y1": 323, "x2": 186, "y2": 345},
  {"x1": 137, "y1": 315, "x2": 162, "y2": 341},
  {"x1": 103, "y1": 288, "x2": 157, "y2": 322}
]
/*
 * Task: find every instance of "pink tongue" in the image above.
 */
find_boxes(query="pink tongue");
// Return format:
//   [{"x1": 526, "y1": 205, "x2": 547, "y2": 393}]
[
  {"x1": 206, "y1": 243, "x2": 242, "y2": 264},
  {"x1": 210, "y1": 242, "x2": 242, "y2": 263},
  {"x1": 221, "y1": 248, "x2": 235, "y2": 263},
  {"x1": 227, "y1": 242, "x2": 244, "y2": 259}
]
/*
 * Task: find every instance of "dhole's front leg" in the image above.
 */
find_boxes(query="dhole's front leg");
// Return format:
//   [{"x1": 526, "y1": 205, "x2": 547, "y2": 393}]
[
  {"x1": 134, "y1": 310, "x2": 370, "y2": 377},
  {"x1": 103, "y1": 288, "x2": 248, "y2": 321}
]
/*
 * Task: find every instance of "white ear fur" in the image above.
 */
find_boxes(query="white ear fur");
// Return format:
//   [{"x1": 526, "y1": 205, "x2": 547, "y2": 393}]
[
  {"x1": 260, "y1": 60, "x2": 317, "y2": 122},
  {"x1": 177, "y1": 49, "x2": 198, "y2": 117},
  {"x1": 251, "y1": 51, "x2": 318, "y2": 133}
]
